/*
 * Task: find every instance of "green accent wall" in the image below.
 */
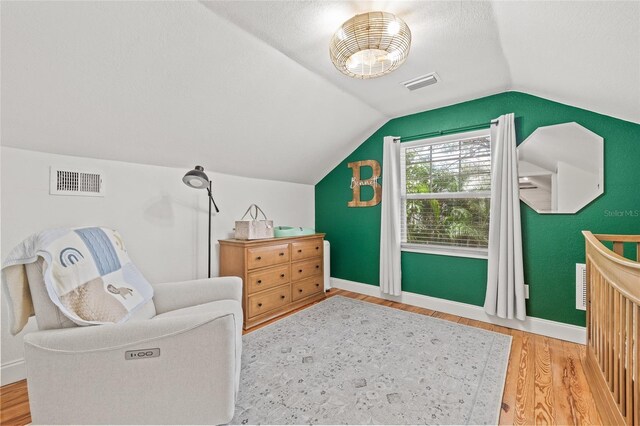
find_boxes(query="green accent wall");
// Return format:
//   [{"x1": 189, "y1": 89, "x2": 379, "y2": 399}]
[{"x1": 315, "y1": 91, "x2": 640, "y2": 327}]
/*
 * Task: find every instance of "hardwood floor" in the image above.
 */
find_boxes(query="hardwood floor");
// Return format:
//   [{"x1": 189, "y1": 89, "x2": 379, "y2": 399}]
[
  {"x1": 0, "y1": 289, "x2": 601, "y2": 425},
  {"x1": 0, "y1": 380, "x2": 30, "y2": 426}
]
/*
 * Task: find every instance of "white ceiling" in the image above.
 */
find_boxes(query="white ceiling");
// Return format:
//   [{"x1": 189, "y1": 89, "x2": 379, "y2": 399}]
[
  {"x1": 492, "y1": 1, "x2": 640, "y2": 124},
  {"x1": 0, "y1": 1, "x2": 385, "y2": 184},
  {"x1": 205, "y1": 0, "x2": 640, "y2": 122},
  {"x1": 203, "y1": 1, "x2": 513, "y2": 118},
  {"x1": 2, "y1": 1, "x2": 638, "y2": 185}
]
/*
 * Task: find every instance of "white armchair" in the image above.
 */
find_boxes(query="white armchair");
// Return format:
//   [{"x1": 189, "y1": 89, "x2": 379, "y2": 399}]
[{"x1": 21, "y1": 259, "x2": 243, "y2": 425}]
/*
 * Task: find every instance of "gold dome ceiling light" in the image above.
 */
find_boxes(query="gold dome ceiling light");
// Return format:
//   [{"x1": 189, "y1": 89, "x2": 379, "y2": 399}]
[{"x1": 329, "y1": 11, "x2": 411, "y2": 79}]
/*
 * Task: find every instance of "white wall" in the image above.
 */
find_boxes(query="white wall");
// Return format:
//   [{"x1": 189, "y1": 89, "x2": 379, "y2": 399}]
[{"x1": 0, "y1": 147, "x2": 314, "y2": 384}]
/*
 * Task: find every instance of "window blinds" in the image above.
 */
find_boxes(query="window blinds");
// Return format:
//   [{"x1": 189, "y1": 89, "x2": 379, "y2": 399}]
[{"x1": 400, "y1": 134, "x2": 491, "y2": 249}]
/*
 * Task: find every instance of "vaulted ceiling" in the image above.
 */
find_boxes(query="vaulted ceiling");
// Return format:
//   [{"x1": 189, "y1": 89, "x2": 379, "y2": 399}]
[{"x1": 2, "y1": 1, "x2": 638, "y2": 184}]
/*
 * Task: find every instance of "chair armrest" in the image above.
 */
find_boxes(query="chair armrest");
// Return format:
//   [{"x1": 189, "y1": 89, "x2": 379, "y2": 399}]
[
  {"x1": 23, "y1": 309, "x2": 236, "y2": 352},
  {"x1": 152, "y1": 276, "x2": 242, "y2": 315},
  {"x1": 23, "y1": 310, "x2": 241, "y2": 425}
]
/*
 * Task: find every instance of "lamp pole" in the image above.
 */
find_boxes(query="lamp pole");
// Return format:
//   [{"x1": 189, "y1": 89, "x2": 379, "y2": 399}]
[
  {"x1": 207, "y1": 181, "x2": 212, "y2": 278},
  {"x1": 205, "y1": 180, "x2": 220, "y2": 278},
  {"x1": 183, "y1": 166, "x2": 219, "y2": 280}
]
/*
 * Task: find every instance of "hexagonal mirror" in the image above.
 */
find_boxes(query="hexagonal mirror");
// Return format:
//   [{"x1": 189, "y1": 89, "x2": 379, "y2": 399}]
[{"x1": 517, "y1": 122, "x2": 604, "y2": 214}]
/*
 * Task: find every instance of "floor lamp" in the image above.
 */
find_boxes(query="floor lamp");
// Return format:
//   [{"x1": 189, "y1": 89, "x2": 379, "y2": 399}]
[{"x1": 183, "y1": 165, "x2": 220, "y2": 278}]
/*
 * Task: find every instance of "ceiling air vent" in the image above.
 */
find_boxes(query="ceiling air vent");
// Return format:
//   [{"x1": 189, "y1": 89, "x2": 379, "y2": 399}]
[
  {"x1": 50, "y1": 167, "x2": 104, "y2": 197},
  {"x1": 401, "y1": 73, "x2": 439, "y2": 91}
]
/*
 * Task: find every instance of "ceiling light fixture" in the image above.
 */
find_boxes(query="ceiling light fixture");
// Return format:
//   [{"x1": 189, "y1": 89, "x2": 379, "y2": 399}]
[{"x1": 330, "y1": 11, "x2": 411, "y2": 79}]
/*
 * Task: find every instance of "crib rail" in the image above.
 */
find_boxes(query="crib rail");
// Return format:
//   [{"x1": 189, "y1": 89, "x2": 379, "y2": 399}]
[{"x1": 582, "y1": 231, "x2": 640, "y2": 426}]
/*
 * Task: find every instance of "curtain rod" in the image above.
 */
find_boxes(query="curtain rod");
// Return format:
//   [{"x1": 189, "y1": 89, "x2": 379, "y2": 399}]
[{"x1": 394, "y1": 118, "x2": 500, "y2": 143}]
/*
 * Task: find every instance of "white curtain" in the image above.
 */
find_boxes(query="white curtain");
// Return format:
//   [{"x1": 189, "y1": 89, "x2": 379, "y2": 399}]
[
  {"x1": 380, "y1": 136, "x2": 402, "y2": 296},
  {"x1": 484, "y1": 113, "x2": 527, "y2": 320}
]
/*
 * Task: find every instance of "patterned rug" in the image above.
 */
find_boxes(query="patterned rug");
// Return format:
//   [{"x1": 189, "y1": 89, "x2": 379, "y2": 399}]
[{"x1": 231, "y1": 296, "x2": 511, "y2": 425}]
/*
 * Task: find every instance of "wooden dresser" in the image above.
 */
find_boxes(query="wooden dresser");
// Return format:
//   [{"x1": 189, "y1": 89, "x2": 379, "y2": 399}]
[{"x1": 219, "y1": 234, "x2": 326, "y2": 329}]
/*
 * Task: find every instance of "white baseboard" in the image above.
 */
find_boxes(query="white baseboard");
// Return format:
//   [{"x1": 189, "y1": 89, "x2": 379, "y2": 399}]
[
  {"x1": 331, "y1": 278, "x2": 586, "y2": 344},
  {"x1": 1, "y1": 358, "x2": 25, "y2": 386}
]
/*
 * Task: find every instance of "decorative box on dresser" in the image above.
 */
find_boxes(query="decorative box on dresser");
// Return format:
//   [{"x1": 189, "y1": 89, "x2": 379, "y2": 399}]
[{"x1": 219, "y1": 234, "x2": 326, "y2": 329}]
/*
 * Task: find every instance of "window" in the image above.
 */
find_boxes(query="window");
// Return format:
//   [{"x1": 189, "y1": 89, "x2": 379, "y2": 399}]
[{"x1": 400, "y1": 129, "x2": 491, "y2": 258}]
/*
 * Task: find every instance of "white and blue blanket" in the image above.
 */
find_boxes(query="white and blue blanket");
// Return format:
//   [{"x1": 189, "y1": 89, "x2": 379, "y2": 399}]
[{"x1": 2, "y1": 227, "x2": 153, "y2": 332}]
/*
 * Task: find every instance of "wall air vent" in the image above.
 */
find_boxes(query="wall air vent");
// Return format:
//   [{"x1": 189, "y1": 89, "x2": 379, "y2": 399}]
[
  {"x1": 50, "y1": 167, "x2": 104, "y2": 197},
  {"x1": 576, "y1": 263, "x2": 587, "y2": 310},
  {"x1": 401, "y1": 72, "x2": 439, "y2": 91}
]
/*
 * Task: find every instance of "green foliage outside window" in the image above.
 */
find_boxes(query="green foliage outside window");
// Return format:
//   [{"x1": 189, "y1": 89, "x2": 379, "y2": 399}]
[{"x1": 403, "y1": 136, "x2": 491, "y2": 249}]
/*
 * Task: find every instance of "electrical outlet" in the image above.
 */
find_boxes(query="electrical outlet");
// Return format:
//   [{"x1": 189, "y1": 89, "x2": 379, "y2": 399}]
[{"x1": 524, "y1": 284, "x2": 530, "y2": 299}]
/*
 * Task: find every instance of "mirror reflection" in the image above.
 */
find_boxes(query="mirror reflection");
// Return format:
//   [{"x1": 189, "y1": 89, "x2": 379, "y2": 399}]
[{"x1": 517, "y1": 122, "x2": 604, "y2": 214}]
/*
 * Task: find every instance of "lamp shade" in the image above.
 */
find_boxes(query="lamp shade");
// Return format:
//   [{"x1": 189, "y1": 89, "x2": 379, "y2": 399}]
[
  {"x1": 330, "y1": 11, "x2": 411, "y2": 79},
  {"x1": 183, "y1": 165, "x2": 209, "y2": 189}
]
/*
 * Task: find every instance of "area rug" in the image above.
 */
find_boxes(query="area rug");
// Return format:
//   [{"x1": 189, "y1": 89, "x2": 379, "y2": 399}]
[{"x1": 231, "y1": 295, "x2": 511, "y2": 425}]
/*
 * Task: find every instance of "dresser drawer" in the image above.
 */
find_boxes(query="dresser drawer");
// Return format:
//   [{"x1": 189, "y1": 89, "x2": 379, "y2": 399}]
[
  {"x1": 247, "y1": 285, "x2": 291, "y2": 318},
  {"x1": 292, "y1": 276, "x2": 323, "y2": 302},
  {"x1": 247, "y1": 264, "x2": 289, "y2": 294},
  {"x1": 219, "y1": 234, "x2": 326, "y2": 330},
  {"x1": 247, "y1": 244, "x2": 290, "y2": 270},
  {"x1": 291, "y1": 257, "x2": 322, "y2": 281},
  {"x1": 291, "y1": 239, "x2": 323, "y2": 261}
]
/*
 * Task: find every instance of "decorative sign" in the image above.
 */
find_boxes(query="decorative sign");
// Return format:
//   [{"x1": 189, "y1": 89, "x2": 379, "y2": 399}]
[{"x1": 348, "y1": 160, "x2": 382, "y2": 207}]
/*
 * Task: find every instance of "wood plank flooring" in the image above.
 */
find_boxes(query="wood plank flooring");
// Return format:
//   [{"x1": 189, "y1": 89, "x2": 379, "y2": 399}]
[
  {"x1": 0, "y1": 289, "x2": 602, "y2": 425},
  {"x1": 0, "y1": 380, "x2": 30, "y2": 426}
]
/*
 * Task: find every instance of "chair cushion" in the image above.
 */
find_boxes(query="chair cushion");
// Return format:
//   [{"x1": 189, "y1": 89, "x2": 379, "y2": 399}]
[
  {"x1": 26, "y1": 259, "x2": 76, "y2": 330},
  {"x1": 129, "y1": 300, "x2": 157, "y2": 321},
  {"x1": 154, "y1": 299, "x2": 241, "y2": 321}
]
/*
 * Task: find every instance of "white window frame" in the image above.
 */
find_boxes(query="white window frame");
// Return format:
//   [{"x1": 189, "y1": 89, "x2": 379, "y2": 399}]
[{"x1": 400, "y1": 129, "x2": 491, "y2": 259}]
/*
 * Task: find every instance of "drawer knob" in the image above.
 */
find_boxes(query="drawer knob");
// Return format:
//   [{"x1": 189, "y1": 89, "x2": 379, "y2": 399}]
[
  {"x1": 316, "y1": 246, "x2": 319, "y2": 250},
  {"x1": 258, "y1": 303, "x2": 263, "y2": 307},
  {"x1": 298, "y1": 269, "x2": 303, "y2": 273},
  {"x1": 298, "y1": 249, "x2": 302, "y2": 253},
  {"x1": 299, "y1": 289, "x2": 303, "y2": 293},
  {"x1": 280, "y1": 274, "x2": 285, "y2": 278},
  {"x1": 256, "y1": 256, "x2": 262, "y2": 260},
  {"x1": 315, "y1": 265, "x2": 320, "y2": 269},
  {"x1": 279, "y1": 252, "x2": 285, "y2": 256},
  {"x1": 257, "y1": 280, "x2": 262, "y2": 284},
  {"x1": 280, "y1": 295, "x2": 286, "y2": 299},
  {"x1": 316, "y1": 283, "x2": 320, "y2": 287}
]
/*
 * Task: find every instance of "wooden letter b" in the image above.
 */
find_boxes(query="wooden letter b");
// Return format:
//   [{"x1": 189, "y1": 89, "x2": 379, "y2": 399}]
[{"x1": 348, "y1": 160, "x2": 382, "y2": 207}]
